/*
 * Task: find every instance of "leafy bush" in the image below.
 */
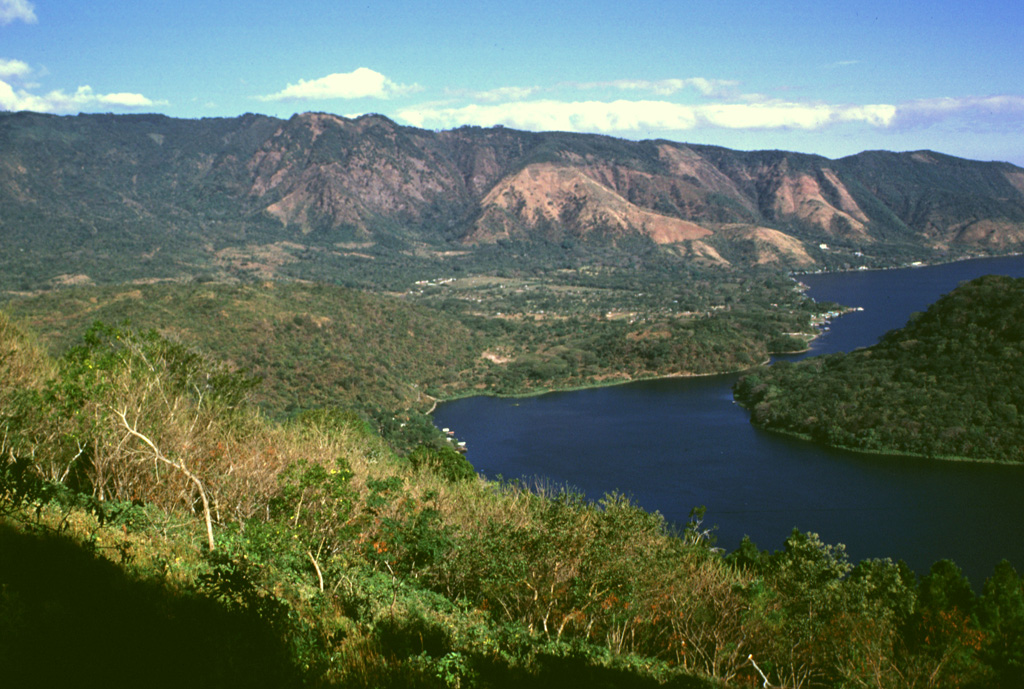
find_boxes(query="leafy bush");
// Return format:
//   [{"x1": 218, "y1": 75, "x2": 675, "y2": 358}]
[{"x1": 408, "y1": 444, "x2": 476, "y2": 482}]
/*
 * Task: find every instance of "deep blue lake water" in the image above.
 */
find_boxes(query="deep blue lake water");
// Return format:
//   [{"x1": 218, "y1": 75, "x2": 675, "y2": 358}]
[{"x1": 433, "y1": 256, "x2": 1024, "y2": 586}]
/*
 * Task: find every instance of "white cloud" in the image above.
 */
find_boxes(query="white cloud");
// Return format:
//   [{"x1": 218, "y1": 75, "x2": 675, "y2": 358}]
[
  {"x1": 0, "y1": 0, "x2": 35, "y2": 25},
  {"x1": 397, "y1": 99, "x2": 899, "y2": 134},
  {"x1": 699, "y1": 101, "x2": 897, "y2": 130},
  {"x1": 444, "y1": 77, "x2": 740, "y2": 105},
  {"x1": 0, "y1": 81, "x2": 166, "y2": 113},
  {"x1": 837, "y1": 104, "x2": 899, "y2": 127},
  {"x1": 398, "y1": 90, "x2": 1024, "y2": 141},
  {"x1": 472, "y1": 85, "x2": 540, "y2": 103},
  {"x1": 0, "y1": 58, "x2": 31, "y2": 79},
  {"x1": 90, "y1": 89, "x2": 161, "y2": 107},
  {"x1": 576, "y1": 77, "x2": 739, "y2": 97},
  {"x1": 442, "y1": 85, "x2": 540, "y2": 103},
  {"x1": 892, "y1": 95, "x2": 1024, "y2": 129},
  {"x1": 257, "y1": 67, "x2": 420, "y2": 102},
  {"x1": 397, "y1": 70, "x2": 1020, "y2": 139},
  {"x1": 399, "y1": 99, "x2": 696, "y2": 133},
  {"x1": 0, "y1": 56, "x2": 165, "y2": 113}
]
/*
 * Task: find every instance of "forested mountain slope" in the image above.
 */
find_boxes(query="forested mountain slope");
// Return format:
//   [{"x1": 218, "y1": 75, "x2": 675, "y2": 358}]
[
  {"x1": 3, "y1": 111, "x2": 1024, "y2": 291},
  {"x1": 2, "y1": 272, "x2": 809, "y2": 425},
  {"x1": 1, "y1": 281, "x2": 480, "y2": 416},
  {"x1": 735, "y1": 274, "x2": 1024, "y2": 462}
]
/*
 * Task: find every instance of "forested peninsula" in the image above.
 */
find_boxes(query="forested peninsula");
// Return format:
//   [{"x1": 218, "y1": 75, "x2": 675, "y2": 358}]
[{"x1": 735, "y1": 274, "x2": 1024, "y2": 463}]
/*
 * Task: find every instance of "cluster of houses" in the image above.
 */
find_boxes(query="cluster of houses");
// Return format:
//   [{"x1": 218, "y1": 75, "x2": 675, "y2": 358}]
[
  {"x1": 413, "y1": 277, "x2": 456, "y2": 287},
  {"x1": 441, "y1": 427, "x2": 468, "y2": 453}
]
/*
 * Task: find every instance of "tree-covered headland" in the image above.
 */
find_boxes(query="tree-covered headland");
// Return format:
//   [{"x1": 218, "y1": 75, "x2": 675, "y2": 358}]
[{"x1": 735, "y1": 274, "x2": 1024, "y2": 463}]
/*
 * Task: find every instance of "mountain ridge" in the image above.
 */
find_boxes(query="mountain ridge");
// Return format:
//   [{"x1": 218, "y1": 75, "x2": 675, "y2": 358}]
[{"x1": 2, "y1": 110, "x2": 1024, "y2": 290}]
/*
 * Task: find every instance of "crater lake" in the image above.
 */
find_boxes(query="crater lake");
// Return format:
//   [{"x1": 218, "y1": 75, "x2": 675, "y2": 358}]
[{"x1": 433, "y1": 255, "x2": 1024, "y2": 585}]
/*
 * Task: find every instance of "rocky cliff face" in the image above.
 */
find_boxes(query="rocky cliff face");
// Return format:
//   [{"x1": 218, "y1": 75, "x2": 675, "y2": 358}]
[
  {"x1": 467, "y1": 162, "x2": 712, "y2": 244},
  {"x1": 2, "y1": 111, "x2": 1023, "y2": 287},
  {"x1": 244, "y1": 114, "x2": 475, "y2": 238}
]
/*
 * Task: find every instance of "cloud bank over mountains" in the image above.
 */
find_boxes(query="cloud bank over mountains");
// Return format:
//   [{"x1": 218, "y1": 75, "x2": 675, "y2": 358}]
[
  {"x1": 0, "y1": 1, "x2": 1020, "y2": 165},
  {"x1": 396, "y1": 99, "x2": 899, "y2": 134},
  {"x1": 1, "y1": 2, "x2": 162, "y2": 114},
  {"x1": 1, "y1": 53, "x2": 1022, "y2": 154},
  {"x1": 0, "y1": 84, "x2": 166, "y2": 112},
  {"x1": 0, "y1": 60, "x2": 165, "y2": 114},
  {"x1": 246, "y1": 67, "x2": 1024, "y2": 144},
  {"x1": 386, "y1": 68, "x2": 1022, "y2": 139}
]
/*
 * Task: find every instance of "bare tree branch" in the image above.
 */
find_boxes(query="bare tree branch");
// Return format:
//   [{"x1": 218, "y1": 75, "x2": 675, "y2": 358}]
[
  {"x1": 114, "y1": 407, "x2": 216, "y2": 551},
  {"x1": 307, "y1": 550, "x2": 324, "y2": 592}
]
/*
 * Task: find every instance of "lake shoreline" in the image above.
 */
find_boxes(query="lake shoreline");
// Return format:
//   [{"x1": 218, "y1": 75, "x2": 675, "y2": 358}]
[
  {"x1": 431, "y1": 357, "x2": 773, "y2": 407},
  {"x1": 432, "y1": 253, "x2": 1024, "y2": 411},
  {"x1": 432, "y1": 254, "x2": 1024, "y2": 587},
  {"x1": 741, "y1": 418, "x2": 1024, "y2": 467}
]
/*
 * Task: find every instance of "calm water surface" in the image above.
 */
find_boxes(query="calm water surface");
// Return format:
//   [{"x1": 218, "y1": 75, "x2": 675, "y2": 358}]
[{"x1": 434, "y1": 256, "x2": 1024, "y2": 585}]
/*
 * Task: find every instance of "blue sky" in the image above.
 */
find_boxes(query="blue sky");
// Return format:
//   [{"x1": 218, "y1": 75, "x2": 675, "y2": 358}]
[{"x1": 2, "y1": 0, "x2": 1023, "y2": 164}]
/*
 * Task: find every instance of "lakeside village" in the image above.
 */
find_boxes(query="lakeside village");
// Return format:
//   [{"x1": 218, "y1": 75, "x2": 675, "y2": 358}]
[
  {"x1": 810, "y1": 306, "x2": 863, "y2": 332},
  {"x1": 794, "y1": 282, "x2": 864, "y2": 333},
  {"x1": 440, "y1": 426, "x2": 468, "y2": 453}
]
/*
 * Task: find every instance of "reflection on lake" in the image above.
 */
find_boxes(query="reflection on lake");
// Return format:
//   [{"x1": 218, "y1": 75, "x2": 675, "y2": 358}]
[{"x1": 434, "y1": 256, "x2": 1024, "y2": 585}]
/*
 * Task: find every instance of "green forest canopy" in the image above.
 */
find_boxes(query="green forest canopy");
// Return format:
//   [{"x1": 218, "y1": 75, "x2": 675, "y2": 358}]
[
  {"x1": 2, "y1": 267, "x2": 819, "y2": 421},
  {"x1": 735, "y1": 274, "x2": 1024, "y2": 463}
]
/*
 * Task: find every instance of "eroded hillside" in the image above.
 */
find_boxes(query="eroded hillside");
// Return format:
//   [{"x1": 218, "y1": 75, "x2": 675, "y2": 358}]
[{"x1": 2, "y1": 111, "x2": 1024, "y2": 290}]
